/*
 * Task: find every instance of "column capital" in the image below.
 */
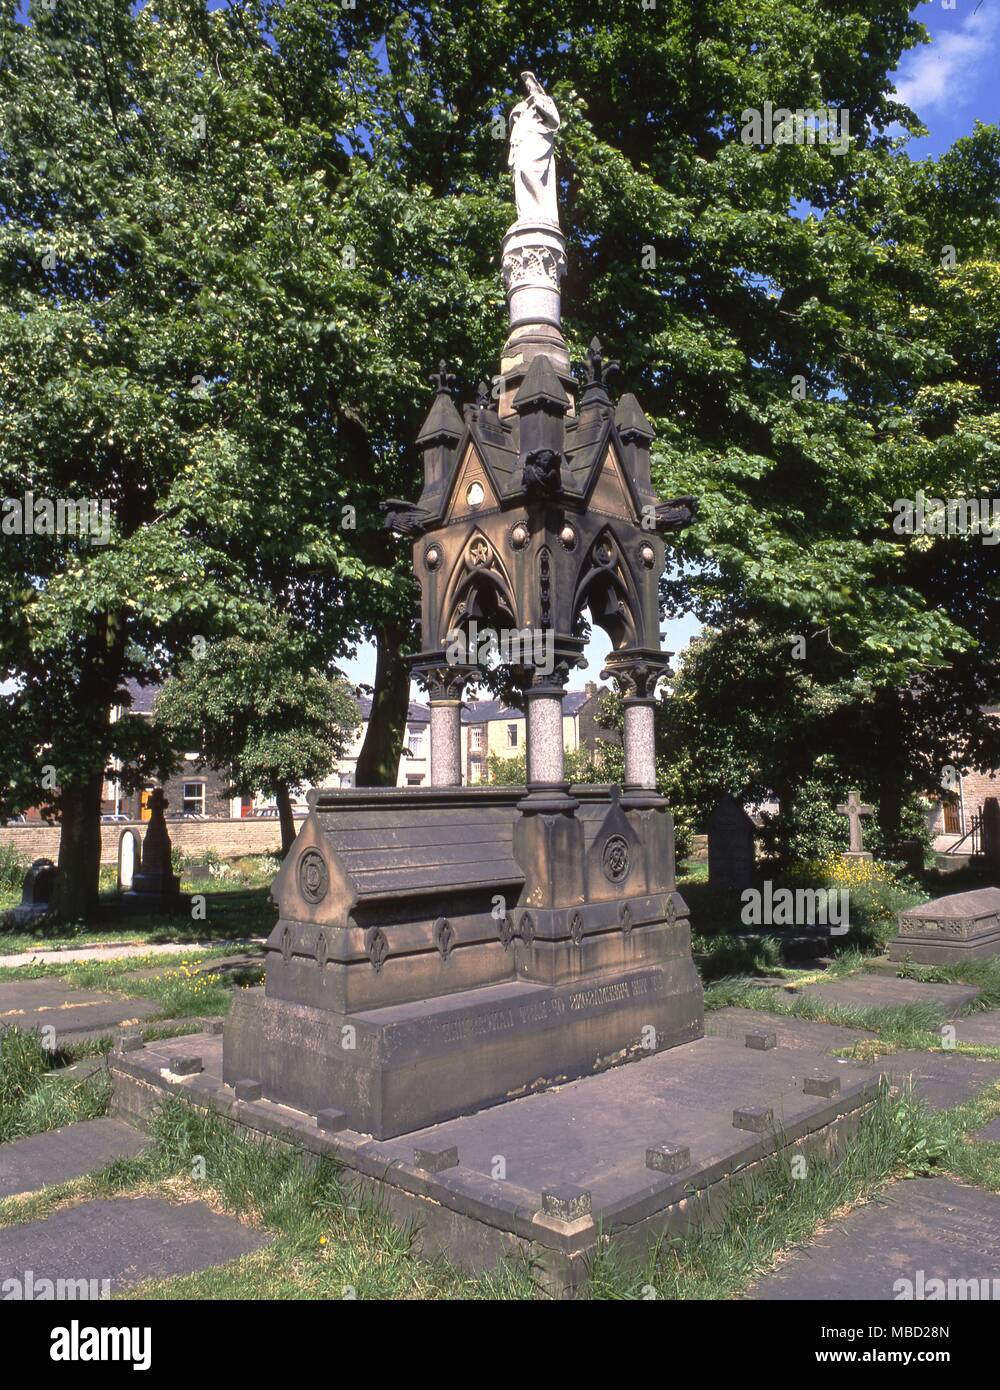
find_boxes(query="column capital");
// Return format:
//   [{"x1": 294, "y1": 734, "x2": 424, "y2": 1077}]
[
  {"x1": 600, "y1": 647, "x2": 673, "y2": 703},
  {"x1": 409, "y1": 651, "x2": 477, "y2": 703}
]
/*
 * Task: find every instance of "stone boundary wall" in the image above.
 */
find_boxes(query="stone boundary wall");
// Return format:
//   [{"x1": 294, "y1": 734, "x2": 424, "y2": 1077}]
[{"x1": 0, "y1": 818, "x2": 284, "y2": 866}]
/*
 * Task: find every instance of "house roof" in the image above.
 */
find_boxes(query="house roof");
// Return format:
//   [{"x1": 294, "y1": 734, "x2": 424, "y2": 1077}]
[{"x1": 462, "y1": 688, "x2": 599, "y2": 723}]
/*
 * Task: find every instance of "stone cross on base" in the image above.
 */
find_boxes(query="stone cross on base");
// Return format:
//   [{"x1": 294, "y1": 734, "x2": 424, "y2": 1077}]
[{"x1": 837, "y1": 789, "x2": 873, "y2": 859}]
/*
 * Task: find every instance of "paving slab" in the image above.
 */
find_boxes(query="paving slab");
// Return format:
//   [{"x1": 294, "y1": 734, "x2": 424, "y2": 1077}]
[
  {"x1": 800, "y1": 973, "x2": 980, "y2": 1014},
  {"x1": 0, "y1": 979, "x2": 159, "y2": 1044},
  {"x1": 0, "y1": 939, "x2": 263, "y2": 969},
  {"x1": 706, "y1": 1006, "x2": 873, "y2": 1054},
  {"x1": 0, "y1": 1119, "x2": 150, "y2": 1198},
  {"x1": 953, "y1": 1009, "x2": 1000, "y2": 1048},
  {"x1": 878, "y1": 1050, "x2": 1000, "y2": 1110},
  {"x1": 0, "y1": 1197, "x2": 270, "y2": 1294},
  {"x1": 973, "y1": 1117, "x2": 1000, "y2": 1143},
  {"x1": 749, "y1": 1178, "x2": 1000, "y2": 1299}
]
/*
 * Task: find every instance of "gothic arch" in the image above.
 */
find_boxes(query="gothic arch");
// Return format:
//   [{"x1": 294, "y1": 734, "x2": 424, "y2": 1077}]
[
  {"x1": 441, "y1": 530, "x2": 517, "y2": 644},
  {"x1": 572, "y1": 527, "x2": 640, "y2": 650}
]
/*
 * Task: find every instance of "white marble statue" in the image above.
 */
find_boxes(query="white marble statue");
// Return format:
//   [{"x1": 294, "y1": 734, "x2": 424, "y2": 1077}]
[{"x1": 508, "y1": 71, "x2": 560, "y2": 226}]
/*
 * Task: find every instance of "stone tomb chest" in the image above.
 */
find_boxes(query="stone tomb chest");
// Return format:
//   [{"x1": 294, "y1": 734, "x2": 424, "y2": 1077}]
[
  {"x1": 888, "y1": 887, "x2": 1000, "y2": 964},
  {"x1": 224, "y1": 784, "x2": 702, "y2": 1138}
]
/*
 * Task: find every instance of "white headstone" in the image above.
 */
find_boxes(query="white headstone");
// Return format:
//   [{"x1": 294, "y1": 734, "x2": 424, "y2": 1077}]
[{"x1": 118, "y1": 827, "x2": 140, "y2": 891}]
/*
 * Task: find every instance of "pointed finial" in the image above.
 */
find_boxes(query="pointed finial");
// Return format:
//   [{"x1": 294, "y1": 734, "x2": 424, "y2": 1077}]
[
  {"x1": 429, "y1": 359, "x2": 457, "y2": 396},
  {"x1": 584, "y1": 337, "x2": 619, "y2": 387},
  {"x1": 475, "y1": 380, "x2": 492, "y2": 410}
]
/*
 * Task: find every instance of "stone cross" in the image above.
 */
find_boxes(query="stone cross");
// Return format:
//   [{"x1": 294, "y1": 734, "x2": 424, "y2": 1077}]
[{"x1": 837, "y1": 789, "x2": 873, "y2": 854}]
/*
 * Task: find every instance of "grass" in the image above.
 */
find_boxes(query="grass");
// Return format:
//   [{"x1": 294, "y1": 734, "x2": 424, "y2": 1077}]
[
  {"x1": 0, "y1": 946, "x2": 263, "y2": 1034},
  {"x1": 0, "y1": 885, "x2": 276, "y2": 956},
  {"x1": 586, "y1": 1080, "x2": 955, "y2": 1299},
  {"x1": 0, "y1": 1024, "x2": 111, "y2": 1144}
]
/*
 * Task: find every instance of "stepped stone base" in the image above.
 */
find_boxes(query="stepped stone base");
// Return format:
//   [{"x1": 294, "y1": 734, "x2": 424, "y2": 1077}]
[
  {"x1": 224, "y1": 952, "x2": 703, "y2": 1139},
  {"x1": 112, "y1": 1028, "x2": 880, "y2": 1298}
]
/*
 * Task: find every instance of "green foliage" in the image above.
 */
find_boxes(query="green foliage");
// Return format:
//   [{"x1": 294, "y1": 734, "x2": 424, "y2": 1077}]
[
  {"x1": 153, "y1": 619, "x2": 359, "y2": 801},
  {"x1": 0, "y1": 843, "x2": 26, "y2": 894}
]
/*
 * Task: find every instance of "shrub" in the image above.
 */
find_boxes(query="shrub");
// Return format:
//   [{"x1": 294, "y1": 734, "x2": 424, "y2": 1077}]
[{"x1": 0, "y1": 841, "x2": 27, "y2": 893}]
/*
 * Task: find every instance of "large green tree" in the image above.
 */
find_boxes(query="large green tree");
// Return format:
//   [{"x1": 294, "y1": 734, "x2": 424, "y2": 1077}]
[
  {"x1": 153, "y1": 620, "x2": 359, "y2": 854},
  {"x1": 4, "y1": 0, "x2": 996, "y2": 913}
]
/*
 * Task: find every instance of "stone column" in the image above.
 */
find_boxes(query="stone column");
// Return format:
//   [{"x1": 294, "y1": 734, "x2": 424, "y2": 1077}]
[
  {"x1": 429, "y1": 698, "x2": 463, "y2": 786},
  {"x1": 525, "y1": 688, "x2": 565, "y2": 785},
  {"x1": 601, "y1": 651, "x2": 672, "y2": 794},
  {"x1": 412, "y1": 661, "x2": 474, "y2": 788},
  {"x1": 623, "y1": 699, "x2": 657, "y2": 789}
]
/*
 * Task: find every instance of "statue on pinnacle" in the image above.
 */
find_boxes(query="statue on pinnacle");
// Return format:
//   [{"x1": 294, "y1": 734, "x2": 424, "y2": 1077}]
[{"x1": 508, "y1": 71, "x2": 560, "y2": 226}]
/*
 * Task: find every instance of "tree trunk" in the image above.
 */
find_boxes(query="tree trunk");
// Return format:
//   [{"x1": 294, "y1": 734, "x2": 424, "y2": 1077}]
[
  {"x1": 875, "y1": 687, "x2": 905, "y2": 852},
  {"x1": 54, "y1": 773, "x2": 105, "y2": 919},
  {"x1": 355, "y1": 617, "x2": 410, "y2": 786},
  {"x1": 275, "y1": 783, "x2": 297, "y2": 858}
]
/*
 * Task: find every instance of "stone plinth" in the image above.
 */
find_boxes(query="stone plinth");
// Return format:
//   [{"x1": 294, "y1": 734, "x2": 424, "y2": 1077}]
[{"x1": 887, "y1": 887, "x2": 1000, "y2": 964}]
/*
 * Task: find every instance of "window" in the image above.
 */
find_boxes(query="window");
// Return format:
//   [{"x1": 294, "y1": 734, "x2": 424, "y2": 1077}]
[
  {"x1": 408, "y1": 726, "x2": 425, "y2": 758},
  {"x1": 506, "y1": 724, "x2": 518, "y2": 748},
  {"x1": 339, "y1": 772, "x2": 355, "y2": 789},
  {"x1": 406, "y1": 774, "x2": 424, "y2": 786},
  {"x1": 471, "y1": 726, "x2": 483, "y2": 751},
  {"x1": 182, "y1": 782, "x2": 205, "y2": 816}
]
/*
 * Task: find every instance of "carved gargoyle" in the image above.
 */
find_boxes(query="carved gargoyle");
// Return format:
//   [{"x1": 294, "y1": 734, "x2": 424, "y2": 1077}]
[
  {"x1": 381, "y1": 499, "x2": 433, "y2": 536},
  {"x1": 654, "y1": 496, "x2": 699, "y2": 532},
  {"x1": 522, "y1": 448, "x2": 562, "y2": 496}
]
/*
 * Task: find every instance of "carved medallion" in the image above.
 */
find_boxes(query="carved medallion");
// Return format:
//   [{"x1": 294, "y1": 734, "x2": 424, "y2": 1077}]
[
  {"x1": 434, "y1": 916, "x2": 453, "y2": 960},
  {"x1": 299, "y1": 849, "x2": 329, "y2": 905},
  {"x1": 602, "y1": 835, "x2": 630, "y2": 884},
  {"x1": 366, "y1": 926, "x2": 389, "y2": 974},
  {"x1": 467, "y1": 536, "x2": 492, "y2": 567}
]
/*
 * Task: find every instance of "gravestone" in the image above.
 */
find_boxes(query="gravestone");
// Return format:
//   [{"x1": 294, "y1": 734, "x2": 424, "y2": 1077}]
[
  {"x1": 887, "y1": 885, "x2": 1000, "y2": 964},
  {"x1": 117, "y1": 828, "x2": 141, "y2": 892},
  {"x1": 981, "y1": 797, "x2": 1000, "y2": 867},
  {"x1": 7, "y1": 857, "x2": 57, "y2": 926},
  {"x1": 836, "y1": 789, "x2": 873, "y2": 861},
  {"x1": 122, "y1": 789, "x2": 186, "y2": 913},
  {"x1": 706, "y1": 795, "x2": 756, "y2": 890},
  {"x1": 897, "y1": 837, "x2": 924, "y2": 878}
]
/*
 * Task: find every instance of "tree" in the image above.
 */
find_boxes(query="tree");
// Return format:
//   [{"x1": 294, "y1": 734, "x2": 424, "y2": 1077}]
[{"x1": 153, "y1": 622, "x2": 359, "y2": 855}]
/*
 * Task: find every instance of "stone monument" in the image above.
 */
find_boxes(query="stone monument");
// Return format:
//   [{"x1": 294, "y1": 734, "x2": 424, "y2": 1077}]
[
  {"x1": 223, "y1": 73, "x2": 704, "y2": 1139},
  {"x1": 7, "y1": 857, "x2": 57, "y2": 926},
  {"x1": 117, "y1": 827, "x2": 141, "y2": 893},
  {"x1": 837, "y1": 789, "x2": 873, "y2": 862},
  {"x1": 707, "y1": 795, "x2": 756, "y2": 890},
  {"x1": 888, "y1": 887, "x2": 1000, "y2": 964},
  {"x1": 122, "y1": 789, "x2": 187, "y2": 912}
]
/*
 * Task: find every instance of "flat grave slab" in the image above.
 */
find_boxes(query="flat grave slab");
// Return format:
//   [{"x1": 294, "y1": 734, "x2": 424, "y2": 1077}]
[
  {"x1": 749, "y1": 1178, "x2": 1000, "y2": 1299},
  {"x1": 0, "y1": 1197, "x2": 270, "y2": 1294},
  {"x1": 110, "y1": 1027, "x2": 881, "y2": 1294},
  {"x1": 705, "y1": 1006, "x2": 872, "y2": 1054},
  {"x1": 953, "y1": 1009, "x2": 1000, "y2": 1048},
  {"x1": 878, "y1": 1050, "x2": 1000, "y2": 1110},
  {"x1": 0, "y1": 978, "x2": 160, "y2": 1044},
  {"x1": 0, "y1": 1118, "x2": 150, "y2": 1198},
  {"x1": 799, "y1": 973, "x2": 980, "y2": 1014},
  {"x1": 973, "y1": 1117, "x2": 1000, "y2": 1142}
]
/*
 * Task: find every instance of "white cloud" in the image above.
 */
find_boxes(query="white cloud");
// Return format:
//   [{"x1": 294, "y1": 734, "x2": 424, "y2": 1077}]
[{"x1": 894, "y1": 5, "x2": 1000, "y2": 115}]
